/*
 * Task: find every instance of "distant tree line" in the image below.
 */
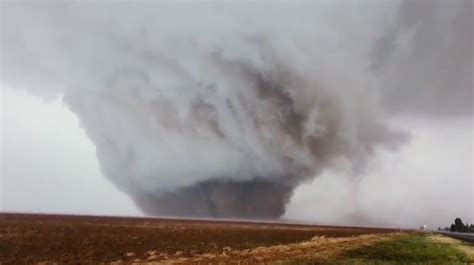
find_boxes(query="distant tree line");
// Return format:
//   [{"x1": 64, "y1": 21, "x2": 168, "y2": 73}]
[{"x1": 439, "y1": 218, "x2": 474, "y2": 233}]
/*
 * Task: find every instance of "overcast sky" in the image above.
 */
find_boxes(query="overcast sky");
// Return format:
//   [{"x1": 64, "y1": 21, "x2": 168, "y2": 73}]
[
  {"x1": 1, "y1": 86, "x2": 141, "y2": 216},
  {"x1": 1, "y1": 1, "x2": 472, "y2": 228}
]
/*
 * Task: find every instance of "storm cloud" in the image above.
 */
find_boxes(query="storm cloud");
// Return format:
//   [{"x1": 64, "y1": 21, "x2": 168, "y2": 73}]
[{"x1": 1, "y1": 1, "x2": 470, "y2": 220}]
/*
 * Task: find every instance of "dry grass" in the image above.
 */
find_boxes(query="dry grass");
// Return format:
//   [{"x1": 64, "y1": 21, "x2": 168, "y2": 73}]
[{"x1": 139, "y1": 233, "x2": 399, "y2": 264}]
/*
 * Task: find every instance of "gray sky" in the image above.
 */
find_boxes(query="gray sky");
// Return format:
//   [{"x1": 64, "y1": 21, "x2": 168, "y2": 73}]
[
  {"x1": 1, "y1": 86, "x2": 141, "y2": 216},
  {"x1": 1, "y1": 1, "x2": 472, "y2": 228}
]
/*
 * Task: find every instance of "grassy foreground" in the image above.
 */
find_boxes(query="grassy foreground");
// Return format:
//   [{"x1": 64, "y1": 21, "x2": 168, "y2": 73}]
[{"x1": 340, "y1": 233, "x2": 474, "y2": 264}]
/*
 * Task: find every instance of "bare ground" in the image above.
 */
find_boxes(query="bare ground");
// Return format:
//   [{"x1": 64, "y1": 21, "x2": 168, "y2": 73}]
[{"x1": 0, "y1": 213, "x2": 400, "y2": 264}]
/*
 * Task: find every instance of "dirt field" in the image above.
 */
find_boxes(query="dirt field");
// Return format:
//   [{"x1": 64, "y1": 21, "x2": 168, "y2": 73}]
[{"x1": 0, "y1": 213, "x2": 400, "y2": 264}]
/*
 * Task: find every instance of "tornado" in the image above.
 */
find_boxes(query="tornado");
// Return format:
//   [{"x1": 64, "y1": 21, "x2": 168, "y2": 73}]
[{"x1": 9, "y1": 1, "x2": 464, "y2": 218}]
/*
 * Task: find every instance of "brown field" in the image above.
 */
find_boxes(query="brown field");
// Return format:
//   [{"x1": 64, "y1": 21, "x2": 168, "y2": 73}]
[{"x1": 0, "y1": 213, "x2": 401, "y2": 264}]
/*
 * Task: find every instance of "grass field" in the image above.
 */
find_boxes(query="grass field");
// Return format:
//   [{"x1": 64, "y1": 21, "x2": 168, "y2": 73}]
[
  {"x1": 341, "y1": 234, "x2": 474, "y2": 264},
  {"x1": 1, "y1": 213, "x2": 473, "y2": 264}
]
